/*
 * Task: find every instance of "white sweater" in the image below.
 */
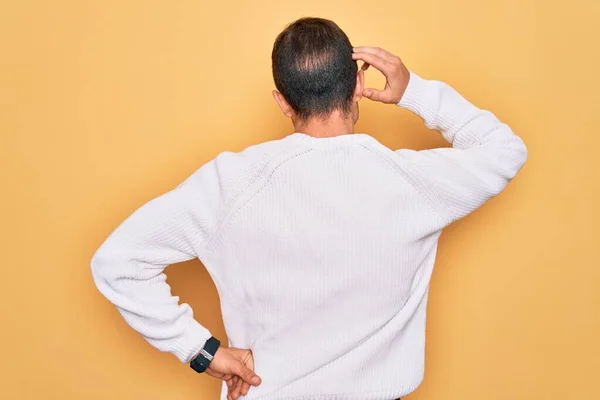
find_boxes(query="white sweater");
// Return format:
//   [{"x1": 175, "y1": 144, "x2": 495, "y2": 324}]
[{"x1": 91, "y1": 71, "x2": 527, "y2": 400}]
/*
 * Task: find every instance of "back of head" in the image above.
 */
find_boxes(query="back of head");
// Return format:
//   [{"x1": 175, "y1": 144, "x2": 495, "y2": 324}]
[{"x1": 271, "y1": 17, "x2": 358, "y2": 121}]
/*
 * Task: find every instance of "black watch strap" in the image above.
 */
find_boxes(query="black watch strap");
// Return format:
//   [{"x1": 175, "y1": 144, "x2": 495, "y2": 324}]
[{"x1": 190, "y1": 336, "x2": 221, "y2": 374}]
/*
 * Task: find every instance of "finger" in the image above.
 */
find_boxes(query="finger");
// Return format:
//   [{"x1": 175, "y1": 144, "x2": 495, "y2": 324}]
[
  {"x1": 352, "y1": 52, "x2": 393, "y2": 77},
  {"x1": 362, "y1": 88, "x2": 393, "y2": 103},
  {"x1": 232, "y1": 362, "x2": 262, "y2": 386},
  {"x1": 230, "y1": 376, "x2": 239, "y2": 399},
  {"x1": 233, "y1": 376, "x2": 243, "y2": 399},
  {"x1": 226, "y1": 377, "x2": 234, "y2": 399},
  {"x1": 241, "y1": 380, "x2": 250, "y2": 396},
  {"x1": 241, "y1": 350, "x2": 254, "y2": 395},
  {"x1": 353, "y1": 46, "x2": 397, "y2": 63}
]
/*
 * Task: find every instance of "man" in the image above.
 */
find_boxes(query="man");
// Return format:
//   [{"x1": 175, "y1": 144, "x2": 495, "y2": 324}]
[{"x1": 91, "y1": 17, "x2": 527, "y2": 400}]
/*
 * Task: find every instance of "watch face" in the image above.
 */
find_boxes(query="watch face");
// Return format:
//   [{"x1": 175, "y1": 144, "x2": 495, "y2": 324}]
[
  {"x1": 190, "y1": 356, "x2": 208, "y2": 373},
  {"x1": 190, "y1": 337, "x2": 220, "y2": 374}
]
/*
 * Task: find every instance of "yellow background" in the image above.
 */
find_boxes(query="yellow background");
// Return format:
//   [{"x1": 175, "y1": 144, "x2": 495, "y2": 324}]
[{"x1": 1, "y1": 0, "x2": 599, "y2": 399}]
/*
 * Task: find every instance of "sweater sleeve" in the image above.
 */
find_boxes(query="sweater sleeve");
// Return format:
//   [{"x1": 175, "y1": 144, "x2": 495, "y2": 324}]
[
  {"x1": 90, "y1": 157, "x2": 230, "y2": 363},
  {"x1": 395, "y1": 71, "x2": 528, "y2": 226}
]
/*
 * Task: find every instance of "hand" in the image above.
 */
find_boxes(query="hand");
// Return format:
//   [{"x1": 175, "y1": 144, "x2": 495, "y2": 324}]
[
  {"x1": 203, "y1": 346, "x2": 262, "y2": 400},
  {"x1": 352, "y1": 46, "x2": 410, "y2": 104}
]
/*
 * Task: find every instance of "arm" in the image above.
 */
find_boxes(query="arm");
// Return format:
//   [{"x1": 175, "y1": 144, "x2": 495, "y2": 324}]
[
  {"x1": 352, "y1": 46, "x2": 528, "y2": 226},
  {"x1": 395, "y1": 71, "x2": 528, "y2": 224},
  {"x1": 90, "y1": 159, "x2": 224, "y2": 363},
  {"x1": 91, "y1": 152, "x2": 263, "y2": 397}
]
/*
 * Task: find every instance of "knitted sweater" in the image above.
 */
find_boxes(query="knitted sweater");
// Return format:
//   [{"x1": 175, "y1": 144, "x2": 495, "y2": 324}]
[{"x1": 91, "y1": 71, "x2": 528, "y2": 399}]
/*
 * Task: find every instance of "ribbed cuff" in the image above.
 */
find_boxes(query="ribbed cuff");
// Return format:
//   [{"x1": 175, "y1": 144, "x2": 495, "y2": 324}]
[
  {"x1": 171, "y1": 318, "x2": 212, "y2": 363},
  {"x1": 397, "y1": 71, "x2": 433, "y2": 119}
]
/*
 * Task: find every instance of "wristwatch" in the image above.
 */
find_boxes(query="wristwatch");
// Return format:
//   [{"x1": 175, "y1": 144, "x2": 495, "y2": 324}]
[{"x1": 190, "y1": 336, "x2": 221, "y2": 374}]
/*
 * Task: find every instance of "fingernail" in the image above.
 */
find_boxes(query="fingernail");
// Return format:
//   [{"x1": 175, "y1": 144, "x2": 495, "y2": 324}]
[{"x1": 252, "y1": 377, "x2": 260, "y2": 384}]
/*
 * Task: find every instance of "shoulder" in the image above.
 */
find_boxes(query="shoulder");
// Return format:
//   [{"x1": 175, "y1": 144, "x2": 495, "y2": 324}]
[
  {"x1": 217, "y1": 135, "x2": 295, "y2": 167},
  {"x1": 177, "y1": 135, "x2": 302, "y2": 197}
]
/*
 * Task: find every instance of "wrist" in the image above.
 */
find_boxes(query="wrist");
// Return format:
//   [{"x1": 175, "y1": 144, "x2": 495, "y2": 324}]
[
  {"x1": 396, "y1": 71, "x2": 432, "y2": 117},
  {"x1": 190, "y1": 336, "x2": 221, "y2": 374}
]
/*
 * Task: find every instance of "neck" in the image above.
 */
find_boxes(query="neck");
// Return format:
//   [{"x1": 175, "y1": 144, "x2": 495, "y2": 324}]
[{"x1": 293, "y1": 110, "x2": 354, "y2": 138}]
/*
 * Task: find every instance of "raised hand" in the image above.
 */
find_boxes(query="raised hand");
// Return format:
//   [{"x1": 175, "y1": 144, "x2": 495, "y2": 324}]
[
  {"x1": 352, "y1": 46, "x2": 410, "y2": 104},
  {"x1": 203, "y1": 346, "x2": 262, "y2": 400}
]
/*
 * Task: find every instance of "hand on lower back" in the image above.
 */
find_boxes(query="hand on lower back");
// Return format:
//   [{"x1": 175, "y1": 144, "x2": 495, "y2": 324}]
[
  {"x1": 204, "y1": 346, "x2": 262, "y2": 399},
  {"x1": 352, "y1": 46, "x2": 410, "y2": 104}
]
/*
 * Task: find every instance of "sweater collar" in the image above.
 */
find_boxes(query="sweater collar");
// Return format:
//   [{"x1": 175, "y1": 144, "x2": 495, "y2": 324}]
[{"x1": 285, "y1": 132, "x2": 373, "y2": 149}]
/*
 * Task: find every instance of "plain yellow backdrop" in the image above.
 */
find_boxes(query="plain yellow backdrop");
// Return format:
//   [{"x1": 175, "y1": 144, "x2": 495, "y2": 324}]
[{"x1": 1, "y1": 0, "x2": 599, "y2": 399}]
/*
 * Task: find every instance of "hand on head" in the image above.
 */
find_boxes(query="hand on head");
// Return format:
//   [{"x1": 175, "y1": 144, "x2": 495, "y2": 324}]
[{"x1": 352, "y1": 46, "x2": 410, "y2": 104}]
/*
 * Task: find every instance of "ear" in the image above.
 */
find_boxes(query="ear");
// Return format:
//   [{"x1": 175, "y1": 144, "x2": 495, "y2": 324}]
[
  {"x1": 272, "y1": 90, "x2": 294, "y2": 118},
  {"x1": 353, "y1": 69, "x2": 365, "y2": 102}
]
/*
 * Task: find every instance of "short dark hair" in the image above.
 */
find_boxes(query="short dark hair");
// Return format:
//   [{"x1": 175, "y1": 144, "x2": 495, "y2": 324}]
[{"x1": 271, "y1": 17, "x2": 357, "y2": 120}]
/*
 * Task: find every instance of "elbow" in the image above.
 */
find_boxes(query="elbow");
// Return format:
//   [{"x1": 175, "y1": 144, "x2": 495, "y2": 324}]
[
  {"x1": 497, "y1": 131, "x2": 528, "y2": 181},
  {"x1": 516, "y1": 135, "x2": 528, "y2": 168},
  {"x1": 90, "y1": 247, "x2": 127, "y2": 307},
  {"x1": 489, "y1": 134, "x2": 528, "y2": 188},
  {"x1": 90, "y1": 247, "x2": 114, "y2": 293},
  {"x1": 509, "y1": 135, "x2": 528, "y2": 178}
]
